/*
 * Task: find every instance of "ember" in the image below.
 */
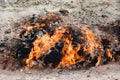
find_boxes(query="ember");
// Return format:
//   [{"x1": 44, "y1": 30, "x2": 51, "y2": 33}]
[{"x1": 15, "y1": 13, "x2": 115, "y2": 69}]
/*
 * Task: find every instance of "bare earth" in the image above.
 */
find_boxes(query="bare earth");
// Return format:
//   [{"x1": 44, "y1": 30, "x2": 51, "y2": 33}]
[
  {"x1": 0, "y1": 62, "x2": 120, "y2": 80},
  {"x1": 0, "y1": 0, "x2": 120, "y2": 80}
]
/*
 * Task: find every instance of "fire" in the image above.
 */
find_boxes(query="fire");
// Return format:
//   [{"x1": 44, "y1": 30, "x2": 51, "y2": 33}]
[
  {"x1": 80, "y1": 27, "x2": 100, "y2": 56},
  {"x1": 57, "y1": 37, "x2": 81, "y2": 68},
  {"x1": 96, "y1": 51, "x2": 102, "y2": 66},
  {"x1": 20, "y1": 13, "x2": 113, "y2": 69},
  {"x1": 80, "y1": 27, "x2": 102, "y2": 66},
  {"x1": 22, "y1": 24, "x2": 33, "y2": 36},
  {"x1": 26, "y1": 27, "x2": 66, "y2": 68},
  {"x1": 105, "y1": 48, "x2": 112, "y2": 59},
  {"x1": 57, "y1": 27, "x2": 102, "y2": 68}
]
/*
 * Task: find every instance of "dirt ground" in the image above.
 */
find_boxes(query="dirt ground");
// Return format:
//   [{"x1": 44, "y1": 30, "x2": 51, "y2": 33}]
[
  {"x1": 0, "y1": 0, "x2": 120, "y2": 43},
  {"x1": 0, "y1": 62, "x2": 119, "y2": 80},
  {"x1": 0, "y1": 0, "x2": 120, "y2": 80}
]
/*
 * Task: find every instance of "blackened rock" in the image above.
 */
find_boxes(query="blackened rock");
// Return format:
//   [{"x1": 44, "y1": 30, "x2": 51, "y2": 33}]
[
  {"x1": 29, "y1": 14, "x2": 36, "y2": 25},
  {"x1": 26, "y1": 30, "x2": 36, "y2": 42},
  {"x1": 19, "y1": 29, "x2": 26, "y2": 38},
  {"x1": 36, "y1": 30, "x2": 44, "y2": 37},
  {"x1": 15, "y1": 40, "x2": 33, "y2": 59},
  {"x1": 43, "y1": 49, "x2": 62, "y2": 68},
  {"x1": 101, "y1": 39, "x2": 111, "y2": 46},
  {"x1": 5, "y1": 38, "x2": 22, "y2": 52}
]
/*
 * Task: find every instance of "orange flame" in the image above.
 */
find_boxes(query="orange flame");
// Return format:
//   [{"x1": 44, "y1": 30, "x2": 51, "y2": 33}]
[
  {"x1": 22, "y1": 13, "x2": 113, "y2": 69},
  {"x1": 57, "y1": 37, "x2": 81, "y2": 68},
  {"x1": 57, "y1": 27, "x2": 102, "y2": 68},
  {"x1": 22, "y1": 23, "x2": 33, "y2": 36},
  {"x1": 80, "y1": 27, "x2": 99, "y2": 56},
  {"x1": 26, "y1": 27, "x2": 66, "y2": 68},
  {"x1": 96, "y1": 50, "x2": 102, "y2": 66},
  {"x1": 105, "y1": 48, "x2": 112, "y2": 59}
]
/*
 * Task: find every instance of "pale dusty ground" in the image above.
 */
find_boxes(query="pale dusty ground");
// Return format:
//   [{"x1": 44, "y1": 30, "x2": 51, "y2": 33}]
[
  {"x1": 0, "y1": 0, "x2": 120, "y2": 42},
  {"x1": 0, "y1": 62, "x2": 120, "y2": 80},
  {"x1": 0, "y1": 0, "x2": 120, "y2": 80}
]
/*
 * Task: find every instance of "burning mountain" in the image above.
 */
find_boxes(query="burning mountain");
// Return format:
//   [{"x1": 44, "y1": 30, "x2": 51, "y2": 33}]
[{"x1": 15, "y1": 12, "x2": 114, "y2": 69}]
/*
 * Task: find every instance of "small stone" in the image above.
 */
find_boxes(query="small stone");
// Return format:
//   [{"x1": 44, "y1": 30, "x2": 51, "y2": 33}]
[
  {"x1": 5, "y1": 29, "x2": 11, "y2": 34},
  {"x1": 59, "y1": 9, "x2": 69, "y2": 16},
  {"x1": 87, "y1": 75, "x2": 90, "y2": 77},
  {"x1": 71, "y1": 1, "x2": 73, "y2": 3},
  {"x1": 101, "y1": 15, "x2": 108, "y2": 18}
]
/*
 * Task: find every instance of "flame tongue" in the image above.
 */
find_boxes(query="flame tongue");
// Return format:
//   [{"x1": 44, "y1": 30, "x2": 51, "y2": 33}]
[
  {"x1": 80, "y1": 27, "x2": 99, "y2": 56},
  {"x1": 105, "y1": 48, "x2": 112, "y2": 59},
  {"x1": 57, "y1": 37, "x2": 81, "y2": 68},
  {"x1": 26, "y1": 27, "x2": 66, "y2": 68}
]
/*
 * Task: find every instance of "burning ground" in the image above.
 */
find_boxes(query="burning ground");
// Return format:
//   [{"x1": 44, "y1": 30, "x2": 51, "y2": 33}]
[
  {"x1": 0, "y1": 12, "x2": 119, "y2": 71},
  {"x1": 0, "y1": 0, "x2": 120, "y2": 79}
]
